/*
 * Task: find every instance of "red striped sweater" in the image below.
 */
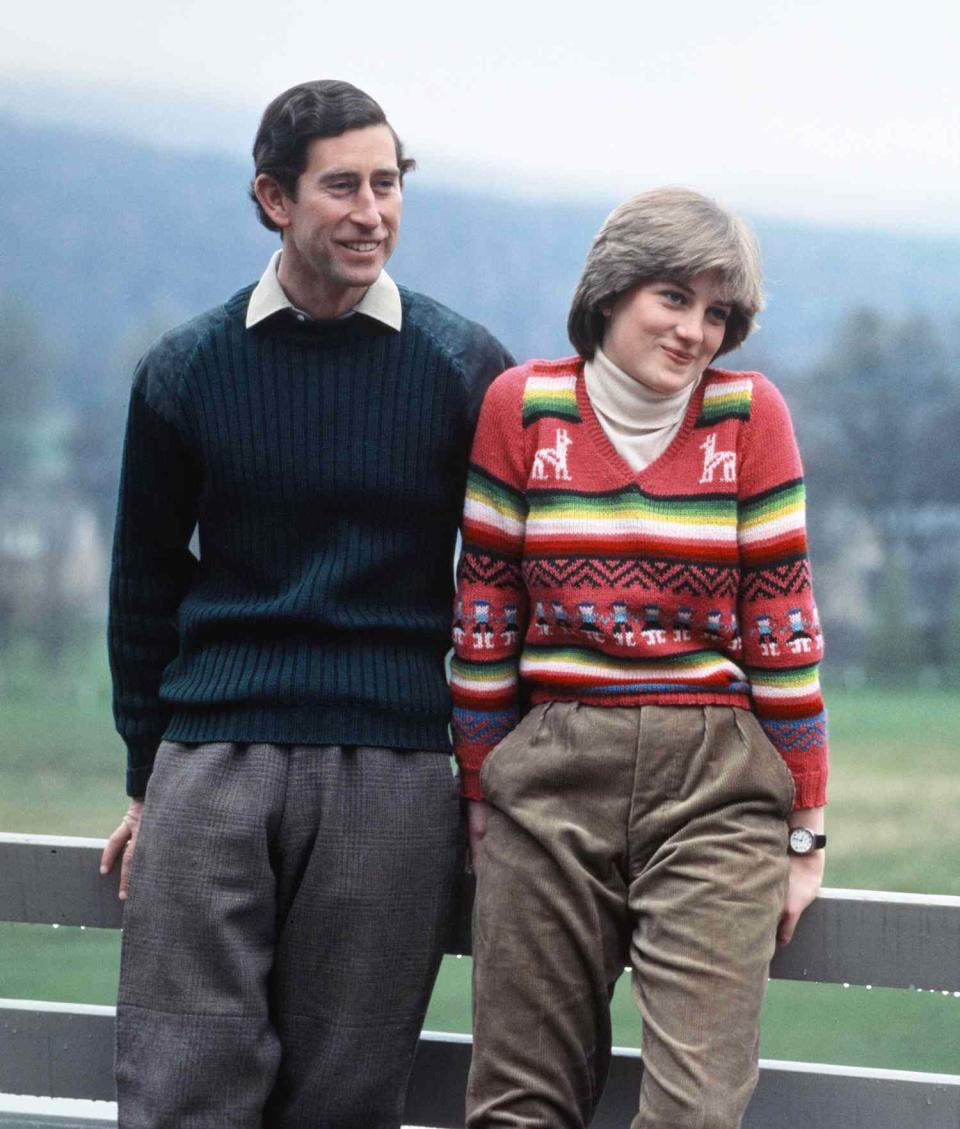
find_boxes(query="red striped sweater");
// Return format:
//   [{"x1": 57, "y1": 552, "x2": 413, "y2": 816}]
[{"x1": 451, "y1": 357, "x2": 827, "y2": 808}]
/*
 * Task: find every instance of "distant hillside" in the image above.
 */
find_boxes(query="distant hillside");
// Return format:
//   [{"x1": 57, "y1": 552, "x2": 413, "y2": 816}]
[{"x1": 3, "y1": 117, "x2": 960, "y2": 406}]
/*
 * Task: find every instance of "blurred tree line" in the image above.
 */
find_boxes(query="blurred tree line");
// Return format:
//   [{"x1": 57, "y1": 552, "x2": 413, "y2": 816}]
[
  {"x1": 0, "y1": 295, "x2": 158, "y2": 665},
  {"x1": 1, "y1": 289, "x2": 959, "y2": 684},
  {"x1": 795, "y1": 310, "x2": 960, "y2": 683}
]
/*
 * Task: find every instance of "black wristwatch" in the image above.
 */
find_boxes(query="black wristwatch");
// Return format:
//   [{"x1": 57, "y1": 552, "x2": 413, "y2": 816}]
[{"x1": 788, "y1": 827, "x2": 827, "y2": 855}]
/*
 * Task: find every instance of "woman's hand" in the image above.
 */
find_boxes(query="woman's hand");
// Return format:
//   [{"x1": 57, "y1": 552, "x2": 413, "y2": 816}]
[
  {"x1": 100, "y1": 799, "x2": 145, "y2": 901},
  {"x1": 778, "y1": 850, "x2": 825, "y2": 945},
  {"x1": 466, "y1": 799, "x2": 489, "y2": 872},
  {"x1": 777, "y1": 805, "x2": 826, "y2": 945}
]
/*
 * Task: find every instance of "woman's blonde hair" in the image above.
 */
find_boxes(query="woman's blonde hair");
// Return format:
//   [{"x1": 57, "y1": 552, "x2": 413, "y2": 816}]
[{"x1": 567, "y1": 187, "x2": 764, "y2": 360}]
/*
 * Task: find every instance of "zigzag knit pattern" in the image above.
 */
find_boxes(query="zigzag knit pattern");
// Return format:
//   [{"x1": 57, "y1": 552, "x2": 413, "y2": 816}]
[
  {"x1": 451, "y1": 357, "x2": 828, "y2": 809},
  {"x1": 521, "y1": 557, "x2": 739, "y2": 596},
  {"x1": 740, "y1": 558, "x2": 813, "y2": 600}
]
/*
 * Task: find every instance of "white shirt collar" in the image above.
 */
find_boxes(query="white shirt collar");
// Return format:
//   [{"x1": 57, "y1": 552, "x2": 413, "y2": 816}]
[{"x1": 245, "y1": 249, "x2": 402, "y2": 331}]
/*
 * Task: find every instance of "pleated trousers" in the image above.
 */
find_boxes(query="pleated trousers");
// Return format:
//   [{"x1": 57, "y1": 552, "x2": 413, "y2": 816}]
[
  {"x1": 116, "y1": 740, "x2": 461, "y2": 1129},
  {"x1": 467, "y1": 703, "x2": 794, "y2": 1129}
]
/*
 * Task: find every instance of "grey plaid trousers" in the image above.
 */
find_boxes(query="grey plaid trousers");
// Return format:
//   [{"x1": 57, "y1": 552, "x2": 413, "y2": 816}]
[{"x1": 116, "y1": 741, "x2": 461, "y2": 1129}]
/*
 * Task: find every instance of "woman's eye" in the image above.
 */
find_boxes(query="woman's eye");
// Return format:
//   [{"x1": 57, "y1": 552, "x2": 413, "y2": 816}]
[
  {"x1": 661, "y1": 290, "x2": 684, "y2": 304},
  {"x1": 709, "y1": 308, "x2": 731, "y2": 323}
]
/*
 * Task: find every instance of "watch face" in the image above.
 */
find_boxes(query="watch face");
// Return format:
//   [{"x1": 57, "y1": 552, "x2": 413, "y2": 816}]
[{"x1": 789, "y1": 827, "x2": 815, "y2": 854}]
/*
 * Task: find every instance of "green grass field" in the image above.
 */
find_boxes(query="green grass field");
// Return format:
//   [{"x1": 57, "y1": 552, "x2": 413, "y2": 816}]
[{"x1": 2, "y1": 636, "x2": 959, "y2": 1073}]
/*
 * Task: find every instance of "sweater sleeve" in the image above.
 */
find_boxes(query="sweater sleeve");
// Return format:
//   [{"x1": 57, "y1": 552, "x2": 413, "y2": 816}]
[
  {"x1": 108, "y1": 351, "x2": 200, "y2": 797},
  {"x1": 451, "y1": 369, "x2": 529, "y2": 800},
  {"x1": 737, "y1": 376, "x2": 827, "y2": 809}
]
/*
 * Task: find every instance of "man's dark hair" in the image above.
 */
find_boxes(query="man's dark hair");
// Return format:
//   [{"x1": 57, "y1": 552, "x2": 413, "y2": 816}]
[{"x1": 250, "y1": 79, "x2": 416, "y2": 232}]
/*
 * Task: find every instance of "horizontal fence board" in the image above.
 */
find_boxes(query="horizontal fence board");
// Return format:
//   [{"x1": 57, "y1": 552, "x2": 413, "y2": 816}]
[
  {"x1": 770, "y1": 887, "x2": 960, "y2": 991},
  {"x1": 0, "y1": 1118, "x2": 115, "y2": 1129},
  {"x1": 3, "y1": 837, "x2": 959, "y2": 992},
  {"x1": 748, "y1": 1062, "x2": 960, "y2": 1129},
  {"x1": 0, "y1": 1004, "x2": 115, "y2": 1103},
  {"x1": 0, "y1": 838, "x2": 121, "y2": 930},
  {"x1": 593, "y1": 1051, "x2": 960, "y2": 1129},
  {"x1": 0, "y1": 1093, "x2": 116, "y2": 1129},
  {"x1": 2, "y1": 1009, "x2": 958, "y2": 1128}
]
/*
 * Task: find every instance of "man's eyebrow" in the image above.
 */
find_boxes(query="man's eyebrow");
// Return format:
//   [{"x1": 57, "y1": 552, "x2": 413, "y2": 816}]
[
  {"x1": 318, "y1": 166, "x2": 401, "y2": 180},
  {"x1": 318, "y1": 168, "x2": 358, "y2": 181}
]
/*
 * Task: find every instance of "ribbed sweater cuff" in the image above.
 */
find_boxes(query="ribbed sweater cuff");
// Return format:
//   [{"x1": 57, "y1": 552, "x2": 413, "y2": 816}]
[
  {"x1": 791, "y1": 767, "x2": 828, "y2": 811},
  {"x1": 459, "y1": 766, "x2": 484, "y2": 801},
  {"x1": 125, "y1": 740, "x2": 160, "y2": 799}
]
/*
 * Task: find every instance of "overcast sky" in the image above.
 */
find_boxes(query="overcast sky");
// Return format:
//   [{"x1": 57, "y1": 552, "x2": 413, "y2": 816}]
[{"x1": 3, "y1": 0, "x2": 959, "y2": 234}]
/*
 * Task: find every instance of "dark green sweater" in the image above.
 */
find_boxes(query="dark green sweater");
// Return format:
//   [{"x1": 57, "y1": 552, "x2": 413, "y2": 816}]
[{"x1": 109, "y1": 282, "x2": 513, "y2": 796}]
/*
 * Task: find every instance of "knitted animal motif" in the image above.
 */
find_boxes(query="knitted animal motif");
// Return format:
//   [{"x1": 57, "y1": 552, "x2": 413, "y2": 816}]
[
  {"x1": 699, "y1": 432, "x2": 736, "y2": 484},
  {"x1": 533, "y1": 429, "x2": 573, "y2": 481}
]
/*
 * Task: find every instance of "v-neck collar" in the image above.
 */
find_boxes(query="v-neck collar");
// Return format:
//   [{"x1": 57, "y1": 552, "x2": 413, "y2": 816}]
[{"x1": 574, "y1": 358, "x2": 713, "y2": 491}]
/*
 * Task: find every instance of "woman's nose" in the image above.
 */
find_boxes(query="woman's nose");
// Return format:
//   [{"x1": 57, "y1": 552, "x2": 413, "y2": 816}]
[{"x1": 675, "y1": 309, "x2": 705, "y2": 344}]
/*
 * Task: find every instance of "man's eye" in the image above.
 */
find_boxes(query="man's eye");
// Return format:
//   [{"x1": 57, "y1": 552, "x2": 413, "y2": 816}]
[
  {"x1": 328, "y1": 181, "x2": 353, "y2": 193},
  {"x1": 374, "y1": 179, "x2": 398, "y2": 192}
]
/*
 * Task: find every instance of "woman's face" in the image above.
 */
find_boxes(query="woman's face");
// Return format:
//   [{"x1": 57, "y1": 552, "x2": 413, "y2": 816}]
[{"x1": 601, "y1": 270, "x2": 732, "y2": 395}]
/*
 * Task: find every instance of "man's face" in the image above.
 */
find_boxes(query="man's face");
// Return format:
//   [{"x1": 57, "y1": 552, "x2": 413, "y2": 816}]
[{"x1": 271, "y1": 124, "x2": 402, "y2": 310}]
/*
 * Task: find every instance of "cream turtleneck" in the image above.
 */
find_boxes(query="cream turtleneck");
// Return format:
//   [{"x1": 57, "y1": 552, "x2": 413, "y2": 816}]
[{"x1": 583, "y1": 347, "x2": 700, "y2": 472}]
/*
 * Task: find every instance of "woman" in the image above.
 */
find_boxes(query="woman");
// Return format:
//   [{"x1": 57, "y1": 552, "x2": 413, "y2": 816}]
[{"x1": 451, "y1": 187, "x2": 827, "y2": 1129}]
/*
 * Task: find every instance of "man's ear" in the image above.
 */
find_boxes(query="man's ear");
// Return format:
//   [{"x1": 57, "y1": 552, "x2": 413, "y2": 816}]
[{"x1": 254, "y1": 174, "x2": 292, "y2": 231}]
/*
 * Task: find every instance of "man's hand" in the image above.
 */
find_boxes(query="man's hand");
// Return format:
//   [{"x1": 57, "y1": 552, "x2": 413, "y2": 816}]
[
  {"x1": 466, "y1": 799, "x2": 489, "y2": 872},
  {"x1": 777, "y1": 805, "x2": 826, "y2": 945},
  {"x1": 100, "y1": 799, "x2": 145, "y2": 901}
]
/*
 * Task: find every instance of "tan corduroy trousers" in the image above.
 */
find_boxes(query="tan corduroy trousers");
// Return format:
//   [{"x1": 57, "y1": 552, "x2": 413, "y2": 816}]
[{"x1": 467, "y1": 703, "x2": 795, "y2": 1129}]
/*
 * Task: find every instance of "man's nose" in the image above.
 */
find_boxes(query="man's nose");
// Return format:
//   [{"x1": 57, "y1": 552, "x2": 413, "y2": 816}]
[{"x1": 351, "y1": 184, "x2": 381, "y2": 226}]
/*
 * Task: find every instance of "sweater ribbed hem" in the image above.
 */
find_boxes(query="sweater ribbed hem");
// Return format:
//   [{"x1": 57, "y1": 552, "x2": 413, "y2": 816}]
[{"x1": 163, "y1": 704, "x2": 452, "y2": 755}]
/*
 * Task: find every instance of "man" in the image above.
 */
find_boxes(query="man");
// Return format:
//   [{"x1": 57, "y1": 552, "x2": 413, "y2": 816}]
[{"x1": 100, "y1": 79, "x2": 512, "y2": 1129}]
